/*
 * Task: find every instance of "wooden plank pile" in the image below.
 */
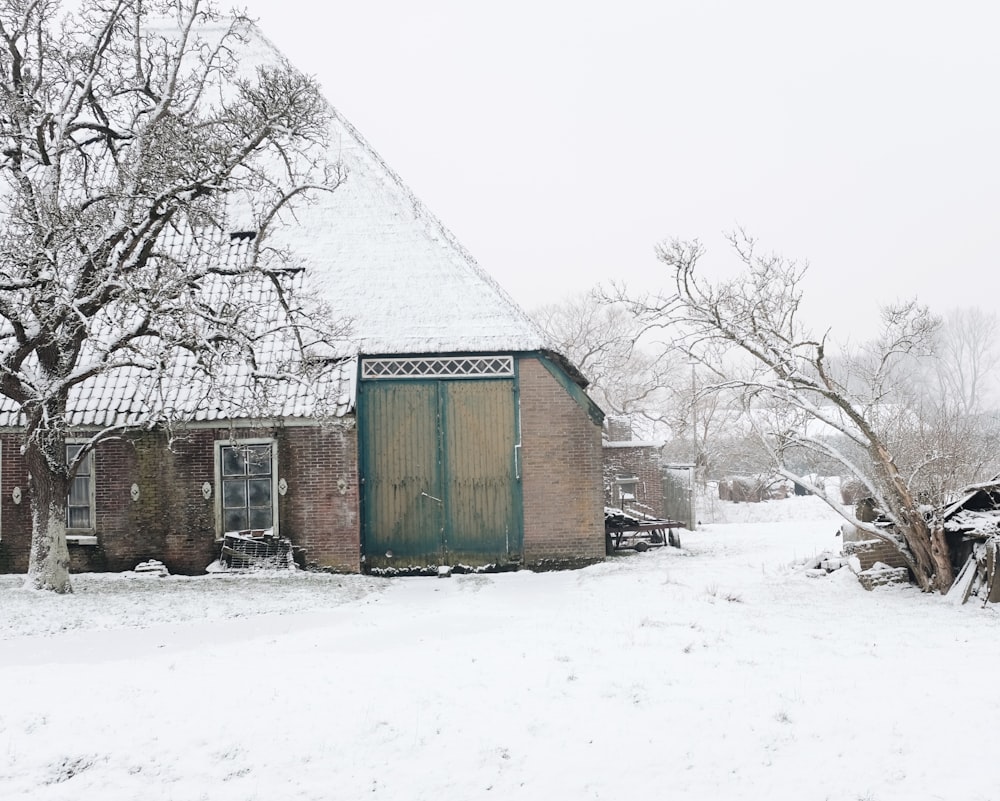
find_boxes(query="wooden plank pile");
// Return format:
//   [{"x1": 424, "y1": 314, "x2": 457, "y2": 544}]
[{"x1": 950, "y1": 536, "x2": 1000, "y2": 605}]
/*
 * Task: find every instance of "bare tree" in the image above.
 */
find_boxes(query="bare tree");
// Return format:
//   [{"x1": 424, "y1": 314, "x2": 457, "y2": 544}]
[
  {"x1": 857, "y1": 308, "x2": 1000, "y2": 500},
  {"x1": 0, "y1": 0, "x2": 345, "y2": 591},
  {"x1": 534, "y1": 290, "x2": 749, "y2": 476},
  {"x1": 671, "y1": 358, "x2": 749, "y2": 480},
  {"x1": 532, "y1": 289, "x2": 678, "y2": 435},
  {"x1": 932, "y1": 307, "x2": 999, "y2": 417},
  {"x1": 630, "y1": 232, "x2": 957, "y2": 592}
]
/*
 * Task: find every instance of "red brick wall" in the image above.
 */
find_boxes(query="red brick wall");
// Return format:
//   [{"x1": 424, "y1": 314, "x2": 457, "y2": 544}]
[
  {"x1": 277, "y1": 424, "x2": 359, "y2": 571},
  {"x1": 0, "y1": 422, "x2": 360, "y2": 575},
  {"x1": 518, "y1": 357, "x2": 604, "y2": 568},
  {"x1": 603, "y1": 444, "x2": 666, "y2": 518},
  {"x1": 843, "y1": 538, "x2": 910, "y2": 572},
  {"x1": 0, "y1": 433, "x2": 30, "y2": 573},
  {"x1": 0, "y1": 359, "x2": 605, "y2": 577}
]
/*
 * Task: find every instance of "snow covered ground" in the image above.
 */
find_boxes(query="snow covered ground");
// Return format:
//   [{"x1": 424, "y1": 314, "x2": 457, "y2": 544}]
[{"x1": 1, "y1": 495, "x2": 998, "y2": 800}]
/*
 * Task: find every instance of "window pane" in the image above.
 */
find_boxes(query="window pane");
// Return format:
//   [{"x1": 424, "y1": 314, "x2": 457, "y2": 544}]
[
  {"x1": 222, "y1": 446, "x2": 245, "y2": 477},
  {"x1": 248, "y1": 507, "x2": 272, "y2": 530},
  {"x1": 246, "y1": 445, "x2": 271, "y2": 476},
  {"x1": 65, "y1": 445, "x2": 93, "y2": 530},
  {"x1": 219, "y1": 442, "x2": 276, "y2": 536},
  {"x1": 67, "y1": 505, "x2": 90, "y2": 529},
  {"x1": 224, "y1": 508, "x2": 248, "y2": 532},
  {"x1": 65, "y1": 445, "x2": 91, "y2": 475},
  {"x1": 76, "y1": 450, "x2": 91, "y2": 477},
  {"x1": 247, "y1": 478, "x2": 271, "y2": 507},
  {"x1": 68, "y1": 476, "x2": 90, "y2": 506},
  {"x1": 223, "y1": 479, "x2": 247, "y2": 509}
]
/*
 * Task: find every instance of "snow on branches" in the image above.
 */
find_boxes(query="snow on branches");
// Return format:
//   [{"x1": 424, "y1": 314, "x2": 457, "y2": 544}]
[
  {"x1": 0, "y1": 0, "x2": 348, "y2": 591},
  {"x1": 628, "y1": 231, "x2": 969, "y2": 593}
]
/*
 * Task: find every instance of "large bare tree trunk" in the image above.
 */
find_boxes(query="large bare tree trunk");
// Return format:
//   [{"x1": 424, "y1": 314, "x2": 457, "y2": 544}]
[
  {"x1": 24, "y1": 438, "x2": 72, "y2": 593},
  {"x1": 870, "y1": 443, "x2": 953, "y2": 592},
  {"x1": 929, "y1": 523, "x2": 954, "y2": 590},
  {"x1": 893, "y1": 515, "x2": 953, "y2": 593}
]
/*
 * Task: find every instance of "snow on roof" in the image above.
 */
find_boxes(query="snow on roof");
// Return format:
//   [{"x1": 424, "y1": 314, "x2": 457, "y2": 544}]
[
  {"x1": 0, "y1": 17, "x2": 561, "y2": 432},
  {"x1": 0, "y1": 230, "x2": 355, "y2": 429},
  {"x1": 0, "y1": 357, "x2": 355, "y2": 429},
  {"x1": 0, "y1": 356, "x2": 355, "y2": 429},
  {"x1": 941, "y1": 477, "x2": 1000, "y2": 521},
  {"x1": 943, "y1": 508, "x2": 1000, "y2": 539},
  {"x1": 227, "y1": 22, "x2": 551, "y2": 357}
]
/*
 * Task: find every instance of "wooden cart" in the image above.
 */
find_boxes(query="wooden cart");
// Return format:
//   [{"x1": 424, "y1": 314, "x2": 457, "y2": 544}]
[{"x1": 605, "y1": 515, "x2": 685, "y2": 554}]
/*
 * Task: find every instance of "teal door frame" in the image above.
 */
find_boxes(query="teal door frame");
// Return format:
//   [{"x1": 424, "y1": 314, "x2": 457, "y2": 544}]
[{"x1": 358, "y1": 362, "x2": 523, "y2": 571}]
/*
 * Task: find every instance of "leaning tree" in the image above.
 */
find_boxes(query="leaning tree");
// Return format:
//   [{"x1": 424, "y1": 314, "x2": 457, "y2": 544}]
[
  {"x1": 0, "y1": 0, "x2": 345, "y2": 592},
  {"x1": 628, "y1": 232, "x2": 959, "y2": 593}
]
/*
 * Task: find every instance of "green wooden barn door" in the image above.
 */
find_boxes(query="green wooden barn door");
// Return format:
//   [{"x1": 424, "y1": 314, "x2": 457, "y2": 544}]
[
  {"x1": 360, "y1": 381, "x2": 444, "y2": 568},
  {"x1": 359, "y1": 360, "x2": 521, "y2": 572},
  {"x1": 441, "y1": 380, "x2": 521, "y2": 565}
]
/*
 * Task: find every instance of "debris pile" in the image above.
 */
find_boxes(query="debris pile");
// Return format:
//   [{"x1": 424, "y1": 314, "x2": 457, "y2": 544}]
[
  {"x1": 803, "y1": 550, "x2": 909, "y2": 592},
  {"x1": 857, "y1": 563, "x2": 909, "y2": 591},
  {"x1": 218, "y1": 530, "x2": 294, "y2": 571},
  {"x1": 948, "y1": 536, "x2": 1000, "y2": 604},
  {"x1": 131, "y1": 559, "x2": 170, "y2": 578},
  {"x1": 941, "y1": 479, "x2": 1000, "y2": 604},
  {"x1": 802, "y1": 551, "x2": 853, "y2": 578}
]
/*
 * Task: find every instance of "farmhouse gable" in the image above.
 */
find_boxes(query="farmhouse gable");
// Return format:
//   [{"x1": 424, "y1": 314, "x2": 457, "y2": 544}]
[{"x1": 0, "y1": 20, "x2": 605, "y2": 577}]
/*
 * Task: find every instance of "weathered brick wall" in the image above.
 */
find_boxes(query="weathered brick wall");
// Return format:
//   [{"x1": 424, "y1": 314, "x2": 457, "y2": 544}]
[
  {"x1": 0, "y1": 422, "x2": 360, "y2": 576},
  {"x1": 603, "y1": 444, "x2": 665, "y2": 518},
  {"x1": 843, "y1": 538, "x2": 910, "y2": 571},
  {"x1": 518, "y1": 357, "x2": 604, "y2": 569},
  {"x1": 278, "y1": 423, "x2": 359, "y2": 572},
  {"x1": 0, "y1": 433, "x2": 30, "y2": 573}
]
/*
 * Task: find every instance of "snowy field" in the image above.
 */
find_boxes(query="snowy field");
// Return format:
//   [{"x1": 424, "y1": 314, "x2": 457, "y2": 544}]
[{"x1": 2, "y1": 496, "x2": 999, "y2": 801}]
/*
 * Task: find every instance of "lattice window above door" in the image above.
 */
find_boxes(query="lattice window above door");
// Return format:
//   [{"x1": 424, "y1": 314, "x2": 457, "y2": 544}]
[{"x1": 361, "y1": 355, "x2": 515, "y2": 380}]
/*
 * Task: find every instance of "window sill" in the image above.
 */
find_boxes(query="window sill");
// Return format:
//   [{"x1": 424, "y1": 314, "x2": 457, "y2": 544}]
[{"x1": 66, "y1": 534, "x2": 98, "y2": 546}]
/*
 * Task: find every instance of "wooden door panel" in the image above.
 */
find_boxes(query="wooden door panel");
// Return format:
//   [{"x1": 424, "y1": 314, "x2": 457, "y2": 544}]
[{"x1": 361, "y1": 382, "x2": 443, "y2": 569}]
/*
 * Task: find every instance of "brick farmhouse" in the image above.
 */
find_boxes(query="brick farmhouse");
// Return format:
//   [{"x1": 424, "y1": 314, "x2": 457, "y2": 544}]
[{"x1": 0, "y1": 22, "x2": 605, "y2": 576}]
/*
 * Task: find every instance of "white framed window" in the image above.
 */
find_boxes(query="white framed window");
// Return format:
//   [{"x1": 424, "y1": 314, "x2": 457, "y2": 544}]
[
  {"x1": 215, "y1": 439, "x2": 278, "y2": 538},
  {"x1": 66, "y1": 442, "x2": 97, "y2": 543}
]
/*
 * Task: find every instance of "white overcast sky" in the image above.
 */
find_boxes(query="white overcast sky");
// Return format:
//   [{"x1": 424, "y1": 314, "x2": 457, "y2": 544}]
[{"x1": 246, "y1": 0, "x2": 999, "y2": 337}]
